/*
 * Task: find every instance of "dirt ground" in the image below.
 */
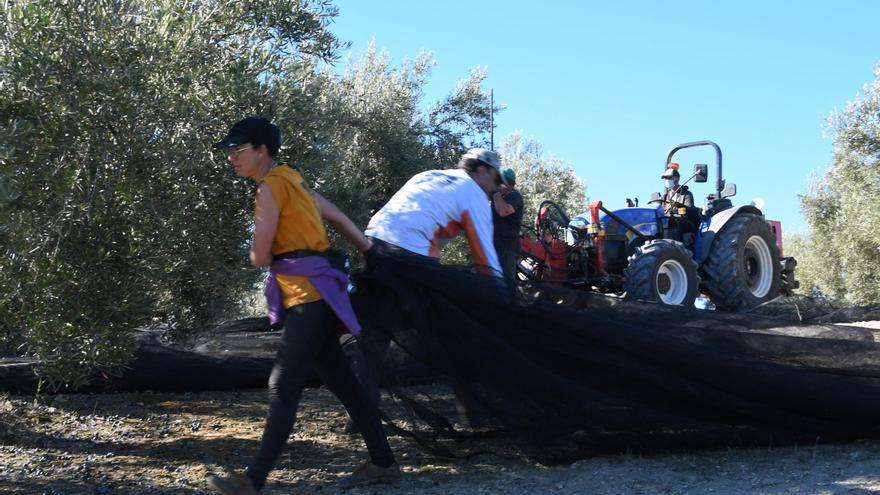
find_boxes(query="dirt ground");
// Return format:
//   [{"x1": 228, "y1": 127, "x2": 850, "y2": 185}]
[{"x1": 2, "y1": 384, "x2": 880, "y2": 495}]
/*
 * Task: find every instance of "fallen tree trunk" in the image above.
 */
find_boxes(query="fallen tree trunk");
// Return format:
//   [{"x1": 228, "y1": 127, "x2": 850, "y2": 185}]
[
  {"x1": 0, "y1": 317, "x2": 437, "y2": 395},
  {"x1": 2, "y1": 299, "x2": 878, "y2": 395}
]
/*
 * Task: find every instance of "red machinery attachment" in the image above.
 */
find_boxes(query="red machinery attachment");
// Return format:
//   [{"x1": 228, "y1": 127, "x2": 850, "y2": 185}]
[
  {"x1": 766, "y1": 220, "x2": 784, "y2": 256},
  {"x1": 519, "y1": 203, "x2": 569, "y2": 285}
]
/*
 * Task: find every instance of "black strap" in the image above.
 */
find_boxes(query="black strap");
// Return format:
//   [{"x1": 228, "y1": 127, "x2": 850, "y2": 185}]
[
  {"x1": 273, "y1": 249, "x2": 349, "y2": 273},
  {"x1": 273, "y1": 249, "x2": 326, "y2": 260}
]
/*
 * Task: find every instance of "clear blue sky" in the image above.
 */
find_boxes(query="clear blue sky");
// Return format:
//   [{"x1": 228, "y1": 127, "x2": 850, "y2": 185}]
[{"x1": 331, "y1": 0, "x2": 879, "y2": 233}]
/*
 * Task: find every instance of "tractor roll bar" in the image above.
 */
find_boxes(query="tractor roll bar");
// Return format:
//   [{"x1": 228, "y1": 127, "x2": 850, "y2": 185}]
[{"x1": 665, "y1": 140, "x2": 723, "y2": 201}]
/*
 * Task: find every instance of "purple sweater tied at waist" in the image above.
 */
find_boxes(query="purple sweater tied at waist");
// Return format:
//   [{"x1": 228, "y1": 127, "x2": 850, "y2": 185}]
[{"x1": 265, "y1": 256, "x2": 361, "y2": 335}]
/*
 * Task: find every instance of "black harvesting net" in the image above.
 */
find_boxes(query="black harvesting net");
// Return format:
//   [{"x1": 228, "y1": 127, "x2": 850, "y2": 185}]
[{"x1": 350, "y1": 250, "x2": 880, "y2": 465}]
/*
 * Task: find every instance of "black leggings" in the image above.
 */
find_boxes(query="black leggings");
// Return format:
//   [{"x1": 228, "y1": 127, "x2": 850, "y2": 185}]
[{"x1": 246, "y1": 300, "x2": 394, "y2": 489}]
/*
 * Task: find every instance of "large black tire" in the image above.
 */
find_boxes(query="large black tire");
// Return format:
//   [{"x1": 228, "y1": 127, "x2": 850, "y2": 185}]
[
  {"x1": 702, "y1": 213, "x2": 782, "y2": 311},
  {"x1": 624, "y1": 239, "x2": 700, "y2": 306}
]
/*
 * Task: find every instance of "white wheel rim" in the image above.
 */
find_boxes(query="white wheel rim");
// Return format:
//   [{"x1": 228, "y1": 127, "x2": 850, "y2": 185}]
[
  {"x1": 656, "y1": 259, "x2": 689, "y2": 305},
  {"x1": 744, "y1": 235, "x2": 773, "y2": 298}
]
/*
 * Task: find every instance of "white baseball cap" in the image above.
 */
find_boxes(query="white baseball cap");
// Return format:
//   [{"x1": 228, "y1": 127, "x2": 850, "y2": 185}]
[{"x1": 463, "y1": 148, "x2": 509, "y2": 185}]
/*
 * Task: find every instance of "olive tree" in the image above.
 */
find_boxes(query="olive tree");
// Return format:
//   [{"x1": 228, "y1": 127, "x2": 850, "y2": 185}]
[
  {"x1": 0, "y1": 0, "x2": 343, "y2": 388},
  {"x1": 498, "y1": 131, "x2": 588, "y2": 228},
  {"x1": 291, "y1": 44, "x2": 496, "y2": 257},
  {"x1": 0, "y1": 0, "x2": 500, "y2": 389},
  {"x1": 796, "y1": 63, "x2": 880, "y2": 305}
]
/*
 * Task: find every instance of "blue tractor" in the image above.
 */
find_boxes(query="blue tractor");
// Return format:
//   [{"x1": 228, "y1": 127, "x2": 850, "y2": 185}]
[{"x1": 519, "y1": 141, "x2": 799, "y2": 310}]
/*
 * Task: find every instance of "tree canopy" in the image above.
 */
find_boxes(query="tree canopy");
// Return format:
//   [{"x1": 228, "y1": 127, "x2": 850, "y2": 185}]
[
  {"x1": 498, "y1": 131, "x2": 587, "y2": 226},
  {"x1": 794, "y1": 63, "x2": 880, "y2": 305},
  {"x1": 0, "y1": 0, "x2": 498, "y2": 388}
]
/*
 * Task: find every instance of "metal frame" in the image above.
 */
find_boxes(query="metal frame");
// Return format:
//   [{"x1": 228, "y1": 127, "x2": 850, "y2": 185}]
[{"x1": 665, "y1": 140, "x2": 723, "y2": 202}]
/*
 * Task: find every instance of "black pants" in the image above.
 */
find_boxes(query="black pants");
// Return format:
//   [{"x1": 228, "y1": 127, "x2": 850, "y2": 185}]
[
  {"x1": 351, "y1": 237, "x2": 436, "y2": 410},
  {"x1": 352, "y1": 326, "x2": 392, "y2": 410},
  {"x1": 354, "y1": 319, "x2": 491, "y2": 427},
  {"x1": 353, "y1": 240, "x2": 496, "y2": 421},
  {"x1": 246, "y1": 301, "x2": 394, "y2": 489},
  {"x1": 496, "y1": 247, "x2": 519, "y2": 282}
]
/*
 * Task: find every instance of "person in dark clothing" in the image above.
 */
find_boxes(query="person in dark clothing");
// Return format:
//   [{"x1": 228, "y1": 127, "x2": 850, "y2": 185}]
[
  {"x1": 491, "y1": 167, "x2": 525, "y2": 283},
  {"x1": 660, "y1": 164, "x2": 694, "y2": 213},
  {"x1": 206, "y1": 117, "x2": 398, "y2": 495},
  {"x1": 660, "y1": 164, "x2": 699, "y2": 243}
]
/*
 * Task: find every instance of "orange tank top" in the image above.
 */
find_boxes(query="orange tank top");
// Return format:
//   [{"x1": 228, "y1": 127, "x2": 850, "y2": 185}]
[{"x1": 259, "y1": 165, "x2": 330, "y2": 308}]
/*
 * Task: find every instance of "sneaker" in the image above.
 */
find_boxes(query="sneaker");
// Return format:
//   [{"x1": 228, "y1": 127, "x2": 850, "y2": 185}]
[
  {"x1": 338, "y1": 461, "x2": 401, "y2": 489},
  {"x1": 206, "y1": 473, "x2": 259, "y2": 495}
]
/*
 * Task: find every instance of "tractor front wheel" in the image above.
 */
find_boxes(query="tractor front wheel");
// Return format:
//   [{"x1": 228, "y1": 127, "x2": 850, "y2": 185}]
[
  {"x1": 702, "y1": 213, "x2": 782, "y2": 311},
  {"x1": 624, "y1": 240, "x2": 700, "y2": 306}
]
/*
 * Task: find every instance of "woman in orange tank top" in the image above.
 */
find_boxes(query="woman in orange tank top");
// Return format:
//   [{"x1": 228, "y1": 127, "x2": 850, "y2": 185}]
[{"x1": 206, "y1": 117, "x2": 399, "y2": 495}]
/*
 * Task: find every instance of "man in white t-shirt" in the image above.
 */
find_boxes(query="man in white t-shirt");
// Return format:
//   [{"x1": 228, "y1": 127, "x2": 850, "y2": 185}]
[
  {"x1": 364, "y1": 147, "x2": 506, "y2": 276},
  {"x1": 345, "y1": 148, "x2": 507, "y2": 433}
]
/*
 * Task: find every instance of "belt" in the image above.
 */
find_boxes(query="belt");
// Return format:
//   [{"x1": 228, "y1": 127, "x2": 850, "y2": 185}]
[{"x1": 274, "y1": 249, "x2": 349, "y2": 272}]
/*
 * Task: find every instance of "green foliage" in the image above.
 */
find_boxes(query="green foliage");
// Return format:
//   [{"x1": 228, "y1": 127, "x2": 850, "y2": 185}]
[
  {"x1": 0, "y1": 0, "x2": 343, "y2": 388},
  {"x1": 782, "y1": 231, "x2": 826, "y2": 299},
  {"x1": 295, "y1": 45, "x2": 438, "y2": 232},
  {"x1": 499, "y1": 132, "x2": 588, "y2": 229},
  {"x1": 797, "y1": 63, "x2": 880, "y2": 305},
  {"x1": 293, "y1": 44, "x2": 495, "y2": 257},
  {"x1": 0, "y1": 1, "x2": 499, "y2": 389}
]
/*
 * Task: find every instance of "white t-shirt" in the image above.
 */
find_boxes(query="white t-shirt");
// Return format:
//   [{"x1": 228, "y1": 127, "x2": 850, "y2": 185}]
[{"x1": 366, "y1": 169, "x2": 501, "y2": 276}]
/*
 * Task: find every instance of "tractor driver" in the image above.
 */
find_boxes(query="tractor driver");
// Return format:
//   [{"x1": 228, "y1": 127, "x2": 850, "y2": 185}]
[
  {"x1": 660, "y1": 164, "x2": 694, "y2": 214},
  {"x1": 661, "y1": 164, "x2": 699, "y2": 243}
]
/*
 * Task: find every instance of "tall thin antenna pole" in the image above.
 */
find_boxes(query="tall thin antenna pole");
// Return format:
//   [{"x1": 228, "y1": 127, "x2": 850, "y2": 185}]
[{"x1": 490, "y1": 89, "x2": 494, "y2": 151}]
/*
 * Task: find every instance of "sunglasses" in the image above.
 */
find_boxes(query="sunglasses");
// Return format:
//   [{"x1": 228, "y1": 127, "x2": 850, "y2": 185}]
[{"x1": 227, "y1": 145, "x2": 253, "y2": 157}]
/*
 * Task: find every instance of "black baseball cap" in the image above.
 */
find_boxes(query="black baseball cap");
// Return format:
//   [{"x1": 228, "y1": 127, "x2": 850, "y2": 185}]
[{"x1": 213, "y1": 117, "x2": 281, "y2": 154}]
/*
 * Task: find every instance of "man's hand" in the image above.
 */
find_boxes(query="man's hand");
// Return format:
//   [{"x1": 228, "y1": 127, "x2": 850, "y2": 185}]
[
  {"x1": 492, "y1": 189, "x2": 516, "y2": 217},
  {"x1": 363, "y1": 241, "x2": 381, "y2": 269}
]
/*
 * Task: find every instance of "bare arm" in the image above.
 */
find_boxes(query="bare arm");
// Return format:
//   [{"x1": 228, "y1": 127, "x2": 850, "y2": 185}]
[
  {"x1": 250, "y1": 183, "x2": 280, "y2": 267},
  {"x1": 313, "y1": 192, "x2": 372, "y2": 253},
  {"x1": 461, "y1": 208, "x2": 502, "y2": 277},
  {"x1": 492, "y1": 190, "x2": 516, "y2": 217}
]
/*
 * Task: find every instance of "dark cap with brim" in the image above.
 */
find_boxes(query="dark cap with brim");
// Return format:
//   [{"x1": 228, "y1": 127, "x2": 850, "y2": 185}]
[
  {"x1": 502, "y1": 167, "x2": 516, "y2": 185},
  {"x1": 213, "y1": 117, "x2": 281, "y2": 151},
  {"x1": 661, "y1": 168, "x2": 680, "y2": 179}
]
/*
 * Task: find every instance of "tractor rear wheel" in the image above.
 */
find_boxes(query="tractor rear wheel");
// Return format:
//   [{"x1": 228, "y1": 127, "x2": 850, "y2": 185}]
[
  {"x1": 624, "y1": 240, "x2": 700, "y2": 306},
  {"x1": 702, "y1": 213, "x2": 781, "y2": 311}
]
